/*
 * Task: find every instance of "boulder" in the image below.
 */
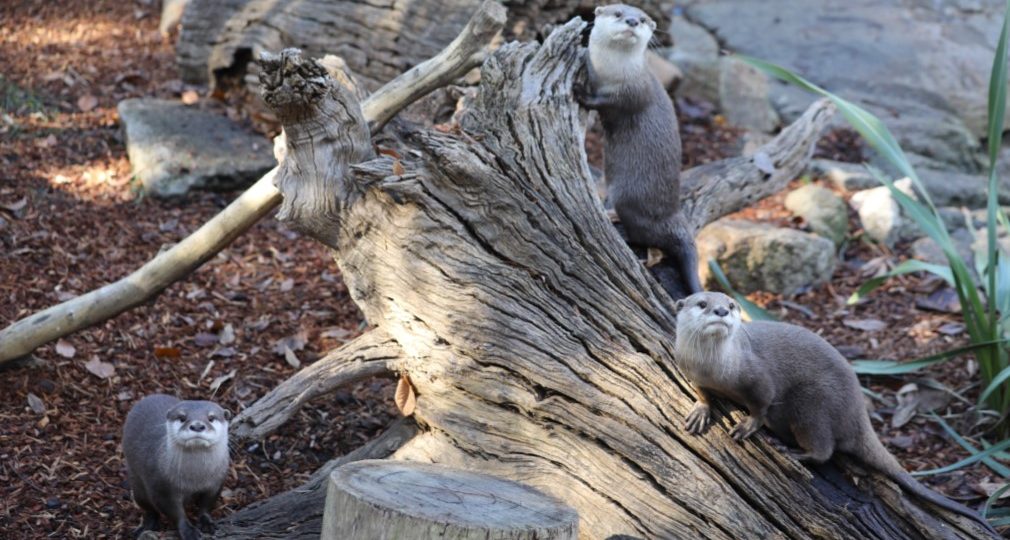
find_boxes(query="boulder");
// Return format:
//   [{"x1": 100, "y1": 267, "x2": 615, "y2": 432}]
[
  {"x1": 849, "y1": 178, "x2": 921, "y2": 246},
  {"x1": 718, "y1": 56, "x2": 780, "y2": 133},
  {"x1": 117, "y1": 98, "x2": 275, "y2": 198},
  {"x1": 910, "y1": 228, "x2": 975, "y2": 267},
  {"x1": 685, "y1": 0, "x2": 1006, "y2": 172},
  {"x1": 696, "y1": 219, "x2": 837, "y2": 295},
  {"x1": 784, "y1": 184, "x2": 848, "y2": 246},
  {"x1": 666, "y1": 15, "x2": 721, "y2": 104}
]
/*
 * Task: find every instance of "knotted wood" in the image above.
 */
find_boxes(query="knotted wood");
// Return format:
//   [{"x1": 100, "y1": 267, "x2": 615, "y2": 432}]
[{"x1": 252, "y1": 17, "x2": 992, "y2": 540}]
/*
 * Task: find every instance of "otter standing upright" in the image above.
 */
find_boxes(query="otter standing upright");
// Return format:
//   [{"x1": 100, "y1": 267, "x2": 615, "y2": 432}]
[
  {"x1": 123, "y1": 394, "x2": 230, "y2": 540},
  {"x1": 579, "y1": 4, "x2": 701, "y2": 296}
]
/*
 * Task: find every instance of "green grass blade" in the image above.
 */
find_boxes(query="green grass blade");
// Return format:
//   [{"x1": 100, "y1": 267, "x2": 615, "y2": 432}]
[
  {"x1": 851, "y1": 340, "x2": 1010, "y2": 375},
  {"x1": 981, "y1": 364, "x2": 1010, "y2": 405},
  {"x1": 986, "y1": 0, "x2": 1010, "y2": 167},
  {"x1": 986, "y1": 484, "x2": 1010, "y2": 518},
  {"x1": 929, "y1": 412, "x2": 1010, "y2": 478},
  {"x1": 913, "y1": 437, "x2": 1010, "y2": 476}
]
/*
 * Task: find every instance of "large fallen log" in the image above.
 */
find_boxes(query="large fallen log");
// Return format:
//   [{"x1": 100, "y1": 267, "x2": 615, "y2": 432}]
[
  {"x1": 0, "y1": 1, "x2": 508, "y2": 368},
  {"x1": 176, "y1": 0, "x2": 670, "y2": 89},
  {"x1": 230, "y1": 18, "x2": 992, "y2": 540}
]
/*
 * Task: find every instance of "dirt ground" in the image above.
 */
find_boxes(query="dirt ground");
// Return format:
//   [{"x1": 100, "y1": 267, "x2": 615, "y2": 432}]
[{"x1": 0, "y1": 0, "x2": 1004, "y2": 538}]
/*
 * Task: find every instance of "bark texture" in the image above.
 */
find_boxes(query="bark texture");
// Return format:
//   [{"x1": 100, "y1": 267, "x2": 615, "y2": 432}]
[
  {"x1": 234, "y1": 16, "x2": 991, "y2": 540},
  {"x1": 321, "y1": 460, "x2": 579, "y2": 539},
  {"x1": 176, "y1": 0, "x2": 668, "y2": 89}
]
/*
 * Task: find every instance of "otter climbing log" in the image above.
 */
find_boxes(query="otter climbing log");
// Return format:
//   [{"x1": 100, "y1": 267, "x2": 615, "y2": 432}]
[
  {"x1": 254, "y1": 17, "x2": 992, "y2": 540},
  {"x1": 321, "y1": 460, "x2": 579, "y2": 539}
]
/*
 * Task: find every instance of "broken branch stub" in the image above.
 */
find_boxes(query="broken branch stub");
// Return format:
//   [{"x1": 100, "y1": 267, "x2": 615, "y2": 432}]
[{"x1": 259, "y1": 49, "x2": 374, "y2": 247}]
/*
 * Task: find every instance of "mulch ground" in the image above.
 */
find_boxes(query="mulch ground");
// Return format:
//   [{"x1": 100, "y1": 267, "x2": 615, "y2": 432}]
[{"x1": 0, "y1": 0, "x2": 1005, "y2": 538}]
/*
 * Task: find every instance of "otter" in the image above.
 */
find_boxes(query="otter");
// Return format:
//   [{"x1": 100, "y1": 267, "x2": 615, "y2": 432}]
[
  {"x1": 123, "y1": 394, "x2": 230, "y2": 540},
  {"x1": 578, "y1": 4, "x2": 701, "y2": 297},
  {"x1": 673, "y1": 291, "x2": 996, "y2": 535}
]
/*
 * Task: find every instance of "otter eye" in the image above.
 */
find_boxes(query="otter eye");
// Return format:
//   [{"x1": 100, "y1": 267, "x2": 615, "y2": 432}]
[
  {"x1": 729, "y1": 303, "x2": 736, "y2": 310},
  {"x1": 175, "y1": 414, "x2": 187, "y2": 422},
  {"x1": 698, "y1": 301, "x2": 707, "y2": 309},
  {"x1": 208, "y1": 414, "x2": 217, "y2": 422},
  {"x1": 613, "y1": 10, "x2": 623, "y2": 18}
]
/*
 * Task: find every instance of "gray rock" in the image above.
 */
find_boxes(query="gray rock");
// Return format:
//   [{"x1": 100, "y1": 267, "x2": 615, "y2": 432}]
[
  {"x1": 686, "y1": 0, "x2": 1004, "y2": 172},
  {"x1": 696, "y1": 219, "x2": 837, "y2": 295},
  {"x1": 666, "y1": 15, "x2": 721, "y2": 104},
  {"x1": 118, "y1": 99, "x2": 275, "y2": 197},
  {"x1": 784, "y1": 184, "x2": 848, "y2": 246},
  {"x1": 810, "y1": 159, "x2": 879, "y2": 192},
  {"x1": 646, "y1": 50, "x2": 683, "y2": 91},
  {"x1": 849, "y1": 178, "x2": 921, "y2": 246},
  {"x1": 910, "y1": 228, "x2": 976, "y2": 266},
  {"x1": 718, "y1": 56, "x2": 780, "y2": 133}
]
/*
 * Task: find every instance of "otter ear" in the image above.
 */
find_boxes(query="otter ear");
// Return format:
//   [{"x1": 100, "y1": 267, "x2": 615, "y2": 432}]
[
  {"x1": 674, "y1": 299, "x2": 685, "y2": 313},
  {"x1": 647, "y1": 19, "x2": 656, "y2": 30},
  {"x1": 595, "y1": 6, "x2": 604, "y2": 16},
  {"x1": 222, "y1": 408, "x2": 233, "y2": 421}
]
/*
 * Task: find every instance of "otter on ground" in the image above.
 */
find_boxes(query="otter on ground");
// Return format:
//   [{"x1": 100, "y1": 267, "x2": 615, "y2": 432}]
[
  {"x1": 123, "y1": 394, "x2": 230, "y2": 540},
  {"x1": 673, "y1": 291, "x2": 996, "y2": 534},
  {"x1": 578, "y1": 3, "x2": 702, "y2": 297}
]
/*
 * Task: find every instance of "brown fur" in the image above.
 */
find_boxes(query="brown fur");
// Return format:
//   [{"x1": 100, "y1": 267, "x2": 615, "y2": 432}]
[{"x1": 674, "y1": 292, "x2": 996, "y2": 535}]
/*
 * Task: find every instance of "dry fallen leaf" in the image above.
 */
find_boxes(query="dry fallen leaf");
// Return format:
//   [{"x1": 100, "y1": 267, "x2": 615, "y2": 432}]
[
  {"x1": 54, "y1": 339, "x2": 76, "y2": 359},
  {"x1": 154, "y1": 346, "x2": 181, "y2": 358},
  {"x1": 219, "y1": 323, "x2": 236, "y2": 345},
  {"x1": 77, "y1": 94, "x2": 98, "y2": 112},
  {"x1": 181, "y1": 90, "x2": 200, "y2": 105},
  {"x1": 645, "y1": 248, "x2": 664, "y2": 268},
  {"x1": 273, "y1": 331, "x2": 308, "y2": 355},
  {"x1": 210, "y1": 369, "x2": 237, "y2": 392},
  {"x1": 842, "y1": 319, "x2": 887, "y2": 332},
  {"x1": 392, "y1": 160, "x2": 405, "y2": 176},
  {"x1": 84, "y1": 357, "x2": 115, "y2": 379},
  {"x1": 283, "y1": 346, "x2": 301, "y2": 368},
  {"x1": 395, "y1": 374, "x2": 416, "y2": 416},
  {"x1": 892, "y1": 383, "x2": 919, "y2": 428},
  {"x1": 279, "y1": 278, "x2": 294, "y2": 292},
  {"x1": 27, "y1": 393, "x2": 46, "y2": 415}
]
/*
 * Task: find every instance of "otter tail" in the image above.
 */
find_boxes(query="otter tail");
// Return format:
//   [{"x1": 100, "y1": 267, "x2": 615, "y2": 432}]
[{"x1": 856, "y1": 429, "x2": 998, "y2": 537}]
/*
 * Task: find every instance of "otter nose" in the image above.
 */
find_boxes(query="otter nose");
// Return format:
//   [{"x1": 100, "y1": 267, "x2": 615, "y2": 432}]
[
  {"x1": 189, "y1": 421, "x2": 207, "y2": 432},
  {"x1": 625, "y1": 17, "x2": 640, "y2": 27},
  {"x1": 713, "y1": 307, "x2": 729, "y2": 317}
]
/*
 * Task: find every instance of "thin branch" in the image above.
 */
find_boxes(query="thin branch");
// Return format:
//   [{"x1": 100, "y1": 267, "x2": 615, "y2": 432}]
[
  {"x1": 231, "y1": 330, "x2": 402, "y2": 440},
  {"x1": 0, "y1": 1, "x2": 508, "y2": 368}
]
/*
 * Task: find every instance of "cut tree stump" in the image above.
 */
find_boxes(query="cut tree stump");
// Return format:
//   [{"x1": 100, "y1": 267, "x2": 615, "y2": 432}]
[{"x1": 321, "y1": 460, "x2": 579, "y2": 540}]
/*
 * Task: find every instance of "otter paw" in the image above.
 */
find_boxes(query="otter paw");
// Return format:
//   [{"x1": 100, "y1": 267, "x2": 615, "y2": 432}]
[
  {"x1": 178, "y1": 521, "x2": 202, "y2": 540},
  {"x1": 729, "y1": 416, "x2": 761, "y2": 442},
  {"x1": 198, "y1": 512, "x2": 216, "y2": 533},
  {"x1": 684, "y1": 402, "x2": 711, "y2": 435}
]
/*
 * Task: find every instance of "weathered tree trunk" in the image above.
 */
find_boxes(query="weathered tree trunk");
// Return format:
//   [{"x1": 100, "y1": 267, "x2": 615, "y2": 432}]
[
  {"x1": 176, "y1": 0, "x2": 669, "y2": 90},
  {"x1": 321, "y1": 460, "x2": 579, "y2": 539},
  {"x1": 234, "y1": 17, "x2": 994, "y2": 540}
]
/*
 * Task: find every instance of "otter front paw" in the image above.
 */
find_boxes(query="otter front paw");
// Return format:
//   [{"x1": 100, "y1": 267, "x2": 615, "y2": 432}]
[
  {"x1": 178, "y1": 521, "x2": 202, "y2": 540},
  {"x1": 198, "y1": 512, "x2": 216, "y2": 533},
  {"x1": 729, "y1": 416, "x2": 762, "y2": 442},
  {"x1": 684, "y1": 401, "x2": 712, "y2": 435}
]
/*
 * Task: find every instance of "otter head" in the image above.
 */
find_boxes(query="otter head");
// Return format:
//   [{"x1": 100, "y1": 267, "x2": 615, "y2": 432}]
[
  {"x1": 675, "y1": 292, "x2": 742, "y2": 342},
  {"x1": 166, "y1": 400, "x2": 230, "y2": 450},
  {"x1": 589, "y1": 4, "x2": 656, "y2": 54}
]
